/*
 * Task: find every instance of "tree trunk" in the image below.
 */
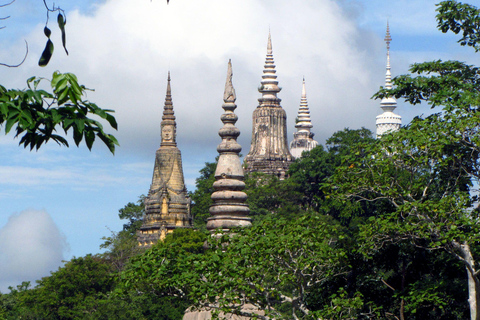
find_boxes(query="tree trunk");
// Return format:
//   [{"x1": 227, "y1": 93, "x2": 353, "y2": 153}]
[{"x1": 453, "y1": 241, "x2": 480, "y2": 320}]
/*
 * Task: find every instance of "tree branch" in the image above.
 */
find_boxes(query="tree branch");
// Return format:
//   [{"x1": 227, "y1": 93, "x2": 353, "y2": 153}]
[{"x1": 0, "y1": 40, "x2": 28, "y2": 67}]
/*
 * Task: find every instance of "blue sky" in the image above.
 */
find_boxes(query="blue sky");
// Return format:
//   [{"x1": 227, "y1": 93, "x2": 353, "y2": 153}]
[{"x1": 0, "y1": 0, "x2": 477, "y2": 291}]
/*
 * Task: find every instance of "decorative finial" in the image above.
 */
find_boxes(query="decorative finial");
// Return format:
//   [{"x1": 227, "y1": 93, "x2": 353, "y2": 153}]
[
  {"x1": 384, "y1": 22, "x2": 392, "y2": 90},
  {"x1": 267, "y1": 30, "x2": 272, "y2": 54},
  {"x1": 301, "y1": 77, "x2": 306, "y2": 99},
  {"x1": 385, "y1": 21, "x2": 392, "y2": 51},
  {"x1": 223, "y1": 59, "x2": 236, "y2": 102}
]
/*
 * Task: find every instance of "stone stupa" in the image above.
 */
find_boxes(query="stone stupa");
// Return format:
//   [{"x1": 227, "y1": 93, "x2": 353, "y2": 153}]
[
  {"x1": 289, "y1": 78, "x2": 318, "y2": 158},
  {"x1": 244, "y1": 32, "x2": 293, "y2": 179},
  {"x1": 137, "y1": 73, "x2": 192, "y2": 247}
]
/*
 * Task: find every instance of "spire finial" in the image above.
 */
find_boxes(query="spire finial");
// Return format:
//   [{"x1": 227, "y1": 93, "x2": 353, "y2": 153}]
[
  {"x1": 267, "y1": 30, "x2": 272, "y2": 54},
  {"x1": 258, "y1": 31, "x2": 281, "y2": 103},
  {"x1": 223, "y1": 59, "x2": 236, "y2": 103},
  {"x1": 385, "y1": 20, "x2": 392, "y2": 51},
  {"x1": 384, "y1": 22, "x2": 392, "y2": 90},
  {"x1": 301, "y1": 77, "x2": 306, "y2": 98}
]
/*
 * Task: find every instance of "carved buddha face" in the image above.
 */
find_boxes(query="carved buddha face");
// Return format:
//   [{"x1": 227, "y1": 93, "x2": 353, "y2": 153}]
[{"x1": 162, "y1": 125, "x2": 174, "y2": 142}]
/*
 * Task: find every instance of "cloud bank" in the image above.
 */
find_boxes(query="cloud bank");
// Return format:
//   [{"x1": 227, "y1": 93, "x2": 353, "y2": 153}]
[{"x1": 0, "y1": 210, "x2": 68, "y2": 293}]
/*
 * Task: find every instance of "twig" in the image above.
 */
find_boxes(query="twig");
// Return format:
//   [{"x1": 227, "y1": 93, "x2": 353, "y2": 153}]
[{"x1": 0, "y1": 40, "x2": 28, "y2": 67}]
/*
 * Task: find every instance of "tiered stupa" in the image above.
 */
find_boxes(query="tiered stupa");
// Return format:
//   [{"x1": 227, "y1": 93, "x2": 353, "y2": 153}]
[
  {"x1": 376, "y1": 22, "x2": 401, "y2": 137},
  {"x1": 206, "y1": 60, "x2": 252, "y2": 232},
  {"x1": 289, "y1": 78, "x2": 318, "y2": 158},
  {"x1": 137, "y1": 73, "x2": 192, "y2": 247},
  {"x1": 244, "y1": 32, "x2": 293, "y2": 179}
]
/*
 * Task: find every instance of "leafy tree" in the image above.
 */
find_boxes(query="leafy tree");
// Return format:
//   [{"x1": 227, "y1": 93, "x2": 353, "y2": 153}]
[
  {"x1": 0, "y1": 71, "x2": 118, "y2": 153},
  {"x1": 12, "y1": 255, "x2": 114, "y2": 319},
  {"x1": 100, "y1": 195, "x2": 145, "y2": 272},
  {"x1": 119, "y1": 214, "x2": 347, "y2": 319},
  {"x1": 245, "y1": 171, "x2": 302, "y2": 222},
  {"x1": 118, "y1": 195, "x2": 145, "y2": 235},
  {"x1": 189, "y1": 160, "x2": 216, "y2": 228},
  {"x1": 329, "y1": 1, "x2": 480, "y2": 319}
]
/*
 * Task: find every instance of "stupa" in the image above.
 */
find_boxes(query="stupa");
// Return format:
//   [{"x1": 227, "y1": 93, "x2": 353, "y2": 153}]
[
  {"x1": 206, "y1": 60, "x2": 252, "y2": 232},
  {"x1": 137, "y1": 73, "x2": 192, "y2": 247},
  {"x1": 376, "y1": 22, "x2": 401, "y2": 137},
  {"x1": 244, "y1": 32, "x2": 293, "y2": 179},
  {"x1": 289, "y1": 78, "x2": 318, "y2": 158}
]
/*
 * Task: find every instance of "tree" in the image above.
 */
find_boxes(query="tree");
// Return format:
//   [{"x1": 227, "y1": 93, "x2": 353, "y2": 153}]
[
  {"x1": 330, "y1": 1, "x2": 480, "y2": 319},
  {"x1": 0, "y1": 71, "x2": 118, "y2": 153},
  {"x1": 119, "y1": 214, "x2": 348, "y2": 319},
  {"x1": 15, "y1": 255, "x2": 114, "y2": 319},
  {"x1": 189, "y1": 160, "x2": 216, "y2": 228}
]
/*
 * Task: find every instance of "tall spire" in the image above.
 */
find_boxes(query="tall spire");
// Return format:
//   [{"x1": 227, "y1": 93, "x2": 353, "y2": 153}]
[
  {"x1": 161, "y1": 71, "x2": 177, "y2": 147},
  {"x1": 289, "y1": 78, "x2": 318, "y2": 158},
  {"x1": 295, "y1": 78, "x2": 313, "y2": 132},
  {"x1": 376, "y1": 22, "x2": 402, "y2": 138},
  {"x1": 245, "y1": 32, "x2": 293, "y2": 178},
  {"x1": 384, "y1": 21, "x2": 392, "y2": 90},
  {"x1": 206, "y1": 60, "x2": 251, "y2": 232}
]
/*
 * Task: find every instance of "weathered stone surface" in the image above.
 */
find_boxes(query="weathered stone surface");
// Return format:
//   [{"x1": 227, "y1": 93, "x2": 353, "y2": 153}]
[
  {"x1": 137, "y1": 73, "x2": 192, "y2": 247},
  {"x1": 206, "y1": 60, "x2": 251, "y2": 232},
  {"x1": 244, "y1": 33, "x2": 293, "y2": 178}
]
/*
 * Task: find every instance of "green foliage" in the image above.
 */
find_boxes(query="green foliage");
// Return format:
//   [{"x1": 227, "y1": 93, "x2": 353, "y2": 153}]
[
  {"x1": 119, "y1": 214, "x2": 347, "y2": 319},
  {"x1": 13, "y1": 255, "x2": 114, "y2": 319},
  {"x1": 330, "y1": 1, "x2": 480, "y2": 319},
  {"x1": 0, "y1": 71, "x2": 118, "y2": 153},
  {"x1": 118, "y1": 195, "x2": 145, "y2": 235},
  {"x1": 189, "y1": 160, "x2": 216, "y2": 228},
  {"x1": 245, "y1": 172, "x2": 302, "y2": 222},
  {"x1": 437, "y1": 0, "x2": 480, "y2": 51}
]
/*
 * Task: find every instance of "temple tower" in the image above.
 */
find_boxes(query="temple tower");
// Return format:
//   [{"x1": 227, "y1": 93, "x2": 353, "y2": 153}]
[
  {"x1": 137, "y1": 73, "x2": 192, "y2": 247},
  {"x1": 244, "y1": 32, "x2": 293, "y2": 179},
  {"x1": 289, "y1": 78, "x2": 318, "y2": 158},
  {"x1": 206, "y1": 60, "x2": 252, "y2": 232},
  {"x1": 376, "y1": 22, "x2": 401, "y2": 138}
]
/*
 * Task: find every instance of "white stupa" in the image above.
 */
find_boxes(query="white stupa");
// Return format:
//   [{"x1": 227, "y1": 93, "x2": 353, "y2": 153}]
[
  {"x1": 289, "y1": 78, "x2": 318, "y2": 158},
  {"x1": 376, "y1": 22, "x2": 401, "y2": 138}
]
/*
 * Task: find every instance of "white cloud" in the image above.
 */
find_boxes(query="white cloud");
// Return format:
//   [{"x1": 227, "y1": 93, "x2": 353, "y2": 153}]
[{"x1": 0, "y1": 209, "x2": 68, "y2": 293}]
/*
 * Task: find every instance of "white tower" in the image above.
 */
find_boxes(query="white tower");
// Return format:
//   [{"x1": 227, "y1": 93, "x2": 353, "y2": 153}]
[
  {"x1": 376, "y1": 22, "x2": 401, "y2": 138},
  {"x1": 289, "y1": 78, "x2": 318, "y2": 158}
]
